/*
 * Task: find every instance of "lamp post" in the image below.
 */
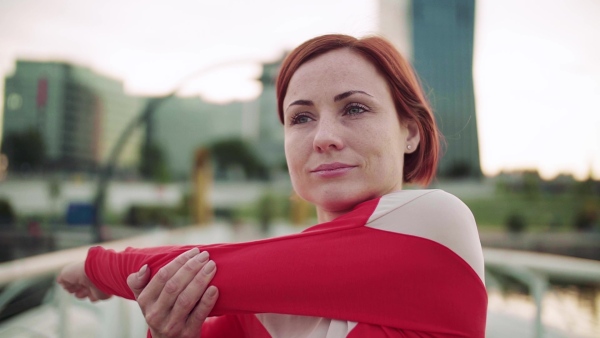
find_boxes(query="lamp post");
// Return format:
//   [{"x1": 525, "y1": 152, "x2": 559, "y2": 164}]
[
  {"x1": 91, "y1": 59, "x2": 258, "y2": 243},
  {"x1": 92, "y1": 96, "x2": 165, "y2": 243}
]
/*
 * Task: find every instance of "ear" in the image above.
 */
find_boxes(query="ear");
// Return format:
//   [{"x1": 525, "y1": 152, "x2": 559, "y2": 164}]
[{"x1": 404, "y1": 120, "x2": 420, "y2": 154}]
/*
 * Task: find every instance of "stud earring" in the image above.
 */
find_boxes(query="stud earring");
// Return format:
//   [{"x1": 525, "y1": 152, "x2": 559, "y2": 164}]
[{"x1": 407, "y1": 145, "x2": 412, "y2": 150}]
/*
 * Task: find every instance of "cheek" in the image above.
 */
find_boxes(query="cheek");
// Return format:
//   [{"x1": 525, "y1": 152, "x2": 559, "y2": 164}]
[
  {"x1": 360, "y1": 125, "x2": 398, "y2": 157},
  {"x1": 285, "y1": 151, "x2": 307, "y2": 198},
  {"x1": 284, "y1": 134, "x2": 315, "y2": 200},
  {"x1": 365, "y1": 131, "x2": 404, "y2": 170},
  {"x1": 284, "y1": 140, "x2": 302, "y2": 178}
]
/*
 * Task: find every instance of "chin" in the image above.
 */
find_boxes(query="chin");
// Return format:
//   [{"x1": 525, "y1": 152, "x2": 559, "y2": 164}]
[{"x1": 310, "y1": 186, "x2": 374, "y2": 213}]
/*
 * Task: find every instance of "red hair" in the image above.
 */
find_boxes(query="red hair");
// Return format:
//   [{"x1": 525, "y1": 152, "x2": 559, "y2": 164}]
[{"x1": 276, "y1": 34, "x2": 441, "y2": 186}]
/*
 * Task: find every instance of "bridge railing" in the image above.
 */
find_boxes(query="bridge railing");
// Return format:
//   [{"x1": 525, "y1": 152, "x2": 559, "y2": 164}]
[
  {"x1": 484, "y1": 247, "x2": 600, "y2": 338},
  {"x1": 0, "y1": 225, "x2": 234, "y2": 338},
  {"x1": 0, "y1": 225, "x2": 599, "y2": 338}
]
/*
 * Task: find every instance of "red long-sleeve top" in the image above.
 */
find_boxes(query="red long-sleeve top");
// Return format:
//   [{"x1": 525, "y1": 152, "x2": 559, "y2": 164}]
[{"x1": 85, "y1": 190, "x2": 488, "y2": 337}]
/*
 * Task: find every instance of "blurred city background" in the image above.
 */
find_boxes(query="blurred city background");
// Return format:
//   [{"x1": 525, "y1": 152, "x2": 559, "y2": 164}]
[{"x1": 0, "y1": 0, "x2": 599, "y2": 337}]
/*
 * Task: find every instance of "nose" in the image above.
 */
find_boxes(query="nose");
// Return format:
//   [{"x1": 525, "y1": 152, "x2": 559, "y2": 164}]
[{"x1": 313, "y1": 116, "x2": 345, "y2": 152}]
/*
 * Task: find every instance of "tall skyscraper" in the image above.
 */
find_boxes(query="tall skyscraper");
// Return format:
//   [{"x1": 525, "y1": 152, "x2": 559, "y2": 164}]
[{"x1": 380, "y1": 0, "x2": 481, "y2": 178}]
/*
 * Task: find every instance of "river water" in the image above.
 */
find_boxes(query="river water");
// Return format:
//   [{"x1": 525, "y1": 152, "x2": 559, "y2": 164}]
[{"x1": 487, "y1": 284, "x2": 599, "y2": 337}]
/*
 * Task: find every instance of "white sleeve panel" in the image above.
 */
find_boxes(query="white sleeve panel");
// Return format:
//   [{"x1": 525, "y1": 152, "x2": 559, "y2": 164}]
[
  {"x1": 366, "y1": 189, "x2": 485, "y2": 284},
  {"x1": 255, "y1": 313, "x2": 358, "y2": 338}
]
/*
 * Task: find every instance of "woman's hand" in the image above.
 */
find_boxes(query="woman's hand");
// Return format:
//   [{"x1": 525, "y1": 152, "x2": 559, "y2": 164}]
[
  {"x1": 57, "y1": 261, "x2": 111, "y2": 301},
  {"x1": 127, "y1": 248, "x2": 219, "y2": 338}
]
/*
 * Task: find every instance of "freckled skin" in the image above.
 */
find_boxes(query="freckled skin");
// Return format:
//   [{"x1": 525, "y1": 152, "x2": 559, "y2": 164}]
[{"x1": 283, "y1": 49, "x2": 420, "y2": 222}]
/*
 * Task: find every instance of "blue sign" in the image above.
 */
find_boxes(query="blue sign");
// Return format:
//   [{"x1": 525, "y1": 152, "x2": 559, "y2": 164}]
[{"x1": 66, "y1": 203, "x2": 96, "y2": 226}]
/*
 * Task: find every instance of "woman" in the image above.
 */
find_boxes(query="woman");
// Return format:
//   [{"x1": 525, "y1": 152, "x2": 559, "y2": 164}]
[{"x1": 58, "y1": 34, "x2": 487, "y2": 337}]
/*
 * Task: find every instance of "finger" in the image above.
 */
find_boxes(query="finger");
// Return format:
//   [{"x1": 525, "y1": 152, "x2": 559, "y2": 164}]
[
  {"x1": 60, "y1": 282, "x2": 81, "y2": 294},
  {"x1": 169, "y1": 260, "x2": 216, "y2": 320},
  {"x1": 90, "y1": 286, "x2": 111, "y2": 301},
  {"x1": 153, "y1": 252, "x2": 211, "y2": 312},
  {"x1": 88, "y1": 292, "x2": 99, "y2": 302},
  {"x1": 186, "y1": 285, "x2": 219, "y2": 334},
  {"x1": 137, "y1": 248, "x2": 201, "y2": 304},
  {"x1": 127, "y1": 264, "x2": 151, "y2": 299},
  {"x1": 74, "y1": 289, "x2": 89, "y2": 299}
]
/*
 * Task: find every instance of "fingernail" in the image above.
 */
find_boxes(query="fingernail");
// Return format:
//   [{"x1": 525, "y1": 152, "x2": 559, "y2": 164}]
[
  {"x1": 206, "y1": 285, "x2": 217, "y2": 297},
  {"x1": 187, "y1": 247, "x2": 200, "y2": 257},
  {"x1": 137, "y1": 264, "x2": 147, "y2": 278},
  {"x1": 196, "y1": 251, "x2": 209, "y2": 263},
  {"x1": 203, "y1": 260, "x2": 216, "y2": 275}
]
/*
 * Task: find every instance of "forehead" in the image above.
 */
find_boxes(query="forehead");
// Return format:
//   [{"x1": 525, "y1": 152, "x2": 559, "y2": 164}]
[{"x1": 284, "y1": 49, "x2": 390, "y2": 103}]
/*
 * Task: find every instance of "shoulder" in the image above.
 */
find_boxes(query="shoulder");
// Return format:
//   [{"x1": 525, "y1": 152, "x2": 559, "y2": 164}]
[
  {"x1": 367, "y1": 189, "x2": 472, "y2": 223},
  {"x1": 366, "y1": 189, "x2": 485, "y2": 283}
]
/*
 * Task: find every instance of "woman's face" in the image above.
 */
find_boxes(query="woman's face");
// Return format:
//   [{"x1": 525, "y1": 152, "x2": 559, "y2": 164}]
[{"x1": 283, "y1": 48, "x2": 420, "y2": 221}]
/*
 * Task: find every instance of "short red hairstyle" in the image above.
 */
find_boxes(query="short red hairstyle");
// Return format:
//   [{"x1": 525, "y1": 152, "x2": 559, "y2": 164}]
[{"x1": 276, "y1": 34, "x2": 441, "y2": 186}]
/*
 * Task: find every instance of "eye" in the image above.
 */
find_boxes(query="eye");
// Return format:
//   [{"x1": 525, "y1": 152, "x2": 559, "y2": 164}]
[
  {"x1": 344, "y1": 103, "x2": 368, "y2": 116},
  {"x1": 290, "y1": 113, "x2": 313, "y2": 125}
]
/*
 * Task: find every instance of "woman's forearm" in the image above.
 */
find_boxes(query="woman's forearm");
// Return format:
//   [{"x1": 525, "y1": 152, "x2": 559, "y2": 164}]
[{"x1": 85, "y1": 224, "x2": 486, "y2": 335}]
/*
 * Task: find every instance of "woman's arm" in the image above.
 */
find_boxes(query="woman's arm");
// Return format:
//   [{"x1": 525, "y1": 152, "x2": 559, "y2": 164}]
[
  {"x1": 57, "y1": 261, "x2": 111, "y2": 301},
  {"x1": 130, "y1": 248, "x2": 220, "y2": 338},
  {"x1": 87, "y1": 231, "x2": 486, "y2": 335},
  {"x1": 59, "y1": 248, "x2": 222, "y2": 338},
  {"x1": 84, "y1": 192, "x2": 487, "y2": 336}
]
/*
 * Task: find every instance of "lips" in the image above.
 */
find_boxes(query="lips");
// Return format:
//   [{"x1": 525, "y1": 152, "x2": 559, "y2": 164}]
[
  {"x1": 310, "y1": 162, "x2": 357, "y2": 178},
  {"x1": 312, "y1": 162, "x2": 355, "y2": 171}
]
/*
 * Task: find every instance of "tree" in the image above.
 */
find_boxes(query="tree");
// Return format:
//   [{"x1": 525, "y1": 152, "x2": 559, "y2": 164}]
[
  {"x1": 522, "y1": 170, "x2": 541, "y2": 200},
  {"x1": 139, "y1": 142, "x2": 170, "y2": 183},
  {"x1": 210, "y1": 138, "x2": 269, "y2": 180},
  {"x1": 573, "y1": 176, "x2": 599, "y2": 197},
  {"x1": 0, "y1": 199, "x2": 16, "y2": 229},
  {"x1": 257, "y1": 191, "x2": 276, "y2": 234},
  {"x1": 505, "y1": 212, "x2": 527, "y2": 234},
  {"x1": 1, "y1": 128, "x2": 45, "y2": 172}
]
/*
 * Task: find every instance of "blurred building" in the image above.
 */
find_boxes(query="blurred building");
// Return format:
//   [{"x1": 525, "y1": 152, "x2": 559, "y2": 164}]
[
  {"x1": 379, "y1": 0, "x2": 481, "y2": 178},
  {"x1": 256, "y1": 59, "x2": 285, "y2": 167},
  {"x1": 145, "y1": 59, "x2": 285, "y2": 180},
  {"x1": 146, "y1": 97, "x2": 247, "y2": 179},
  {"x1": 2, "y1": 60, "x2": 144, "y2": 173}
]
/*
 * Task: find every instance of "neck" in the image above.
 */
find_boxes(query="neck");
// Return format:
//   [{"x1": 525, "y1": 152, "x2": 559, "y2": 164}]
[
  {"x1": 316, "y1": 187, "x2": 406, "y2": 223},
  {"x1": 316, "y1": 207, "x2": 352, "y2": 223}
]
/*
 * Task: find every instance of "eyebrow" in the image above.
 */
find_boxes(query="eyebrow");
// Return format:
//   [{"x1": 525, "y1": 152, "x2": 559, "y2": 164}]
[
  {"x1": 334, "y1": 90, "x2": 373, "y2": 102},
  {"x1": 286, "y1": 90, "x2": 373, "y2": 110}
]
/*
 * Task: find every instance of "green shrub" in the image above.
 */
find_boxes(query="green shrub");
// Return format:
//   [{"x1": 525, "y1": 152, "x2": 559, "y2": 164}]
[
  {"x1": 573, "y1": 204, "x2": 598, "y2": 232},
  {"x1": 124, "y1": 205, "x2": 176, "y2": 227},
  {"x1": 0, "y1": 199, "x2": 16, "y2": 228},
  {"x1": 506, "y1": 212, "x2": 527, "y2": 233}
]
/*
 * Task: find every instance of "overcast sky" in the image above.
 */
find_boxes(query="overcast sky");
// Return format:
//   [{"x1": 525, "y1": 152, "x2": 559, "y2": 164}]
[{"x1": 1, "y1": 0, "x2": 598, "y2": 179}]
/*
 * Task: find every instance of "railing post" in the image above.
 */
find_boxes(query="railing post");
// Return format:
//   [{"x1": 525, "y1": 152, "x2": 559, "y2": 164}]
[
  {"x1": 529, "y1": 271, "x2": 549, "y2": 338},
  {"x1": 488, "y1": 265, "x2": 549, "y2": 338},
  {"x1": 56, "y1": 284, "x2": 70, "y2": 338},
  {"x1": 96, "y1": 298, "x2": 125, "y2": 338}
]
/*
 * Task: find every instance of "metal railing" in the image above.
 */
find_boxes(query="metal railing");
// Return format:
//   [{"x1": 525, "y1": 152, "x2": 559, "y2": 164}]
[
  {"x1": 484, "y1": 247, "x2": 600, "y2": 338},
  {"x1": 0, "y1": 226, "x2": 599, "y2": 338},
  {"x1": 0, "y1": 225, "x2": 234, "y2": 338}
]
